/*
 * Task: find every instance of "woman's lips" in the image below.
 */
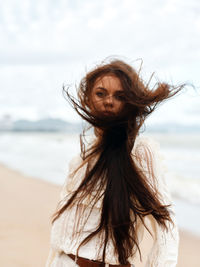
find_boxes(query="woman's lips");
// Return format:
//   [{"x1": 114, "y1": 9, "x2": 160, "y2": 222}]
[{"x1": 103, "y1": 111, "x2": 115, "y2": 115}]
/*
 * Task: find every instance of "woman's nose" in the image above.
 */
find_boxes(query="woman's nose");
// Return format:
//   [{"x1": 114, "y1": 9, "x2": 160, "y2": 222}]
[{"x1": 104, "y1": 95, "x2": 114, "y2": 105}]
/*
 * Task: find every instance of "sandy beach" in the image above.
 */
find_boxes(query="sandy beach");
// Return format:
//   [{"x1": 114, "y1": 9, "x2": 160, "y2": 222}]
[{"x1": 0, "y1": 163, "x2": 199, "y2": 267}]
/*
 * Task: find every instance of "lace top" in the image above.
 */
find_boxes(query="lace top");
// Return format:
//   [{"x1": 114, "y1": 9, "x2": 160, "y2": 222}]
[{"x1": 45, "y1": 135, "x2": 179, "y2": 267}]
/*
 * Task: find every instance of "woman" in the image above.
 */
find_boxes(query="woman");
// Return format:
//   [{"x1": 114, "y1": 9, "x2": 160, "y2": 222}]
[{"x1": 45, "y1": 58, "x2": 185, "y2": 267}]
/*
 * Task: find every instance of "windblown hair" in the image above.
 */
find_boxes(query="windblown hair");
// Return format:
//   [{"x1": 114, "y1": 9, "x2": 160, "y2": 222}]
[{"x1": 51, "y1": 58, "x2": 185, "y2": 264}]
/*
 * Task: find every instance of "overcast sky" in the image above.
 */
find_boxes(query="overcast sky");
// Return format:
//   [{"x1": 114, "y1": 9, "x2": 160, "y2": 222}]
[{"x1": 0, "y1": 0, "x2": 200, "y2": 126}]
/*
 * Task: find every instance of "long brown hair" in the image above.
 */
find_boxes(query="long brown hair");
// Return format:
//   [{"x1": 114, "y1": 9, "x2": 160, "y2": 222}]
[{"x1": 52, "y1": 58, "x2": 185, "y2": 264}]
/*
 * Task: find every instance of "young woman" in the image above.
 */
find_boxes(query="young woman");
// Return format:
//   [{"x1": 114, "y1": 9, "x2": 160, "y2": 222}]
[{"x1": 45, "y1": 59, "x2": 185, "y2": 267}]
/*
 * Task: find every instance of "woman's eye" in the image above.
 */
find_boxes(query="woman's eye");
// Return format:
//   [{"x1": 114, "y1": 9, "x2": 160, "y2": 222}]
[
  {"x1": 96, "y1": 92, "x2": 104, "y2": 97},
  {"x1": 115, "y1": 95, "x2": 125, "y2": 101}
]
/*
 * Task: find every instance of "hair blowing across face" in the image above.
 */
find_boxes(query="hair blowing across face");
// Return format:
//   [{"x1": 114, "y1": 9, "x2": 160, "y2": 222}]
[{"x1": 52, "y1": 59, "x2": 186, "y2": 264}]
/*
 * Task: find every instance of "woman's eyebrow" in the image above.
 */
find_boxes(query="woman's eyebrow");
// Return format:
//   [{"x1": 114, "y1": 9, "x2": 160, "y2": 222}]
[
  {"x1": 115, "y1": 90, "x2": 124, "y2": 94},
  {"x1": 96, "y1": 87, "x2": 107, "y2": 91},
  {"x1": 96, "y1": 87, "x2": 124, "y2": 93}
]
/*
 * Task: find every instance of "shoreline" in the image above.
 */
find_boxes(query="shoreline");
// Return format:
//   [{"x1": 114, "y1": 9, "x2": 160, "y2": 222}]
[{"x1": 0, "y1": 163, "x2": 200, "y2": 266}]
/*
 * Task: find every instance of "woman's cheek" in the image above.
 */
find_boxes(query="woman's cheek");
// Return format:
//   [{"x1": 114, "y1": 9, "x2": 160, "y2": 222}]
[{"x1": 91, "y1": 98, "x2": 103, "y2": 112}]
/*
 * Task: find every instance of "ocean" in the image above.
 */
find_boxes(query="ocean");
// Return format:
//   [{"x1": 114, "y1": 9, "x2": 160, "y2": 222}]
[{"x1": 0, "y1": 131, "x2": 200, "y2": 236}]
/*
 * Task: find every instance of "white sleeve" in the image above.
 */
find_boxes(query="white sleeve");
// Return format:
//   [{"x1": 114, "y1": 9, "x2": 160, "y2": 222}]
[
  {"x1": 45, "y1": 247, "x2": 59, "y2": 267},
  {"x1": 140, "y1": 137, "x2": 179, "y2": 267}
]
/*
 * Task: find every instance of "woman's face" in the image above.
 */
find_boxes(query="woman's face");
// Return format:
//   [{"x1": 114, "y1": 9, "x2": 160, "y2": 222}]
[{"x1": 89, "y1": 75, "x2": 125, "y2": 116}]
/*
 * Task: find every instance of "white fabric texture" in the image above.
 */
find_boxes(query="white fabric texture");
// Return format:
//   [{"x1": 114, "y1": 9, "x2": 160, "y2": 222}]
[{"x1": 45, "y1": 135, "x2": 179, "y2": 267}]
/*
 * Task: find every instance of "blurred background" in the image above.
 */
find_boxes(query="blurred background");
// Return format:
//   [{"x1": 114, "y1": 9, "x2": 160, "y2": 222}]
[{"x1": 0, "y1": 0, "x2": 200, "y2": 266}]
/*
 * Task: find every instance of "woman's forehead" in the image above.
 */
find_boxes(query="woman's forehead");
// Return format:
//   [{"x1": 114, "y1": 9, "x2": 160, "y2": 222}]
[{"x1": 94, "y1": 75, "x2": 123, "y2": 90}]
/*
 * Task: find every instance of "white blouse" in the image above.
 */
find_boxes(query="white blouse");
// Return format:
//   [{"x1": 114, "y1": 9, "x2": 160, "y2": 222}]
[{"x1": 45, "y1": 135, "x2": 179, "y2": 267}]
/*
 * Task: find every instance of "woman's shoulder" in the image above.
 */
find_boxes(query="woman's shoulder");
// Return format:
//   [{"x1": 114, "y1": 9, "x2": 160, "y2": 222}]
[
  {"x1": 132, "y1": 135, "x2": 161, "y2": 165},
  {"x1": 134, "y1": 135, "x2": 168, "y2": 179},
  {"x1": 68, "y1": 153, "x2": 83, "y2": 173},
  {"x1": 134, "y1": 134, "x2": 160, "y2": 152},
  {"x1": 59, "y1": 153, "x2": 85, "y2": 200}
]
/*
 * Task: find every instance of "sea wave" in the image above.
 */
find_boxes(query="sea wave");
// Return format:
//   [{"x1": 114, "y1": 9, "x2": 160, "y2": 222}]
[{"x1": 166, "y1": 172, "x2": 200, "y2": 205}]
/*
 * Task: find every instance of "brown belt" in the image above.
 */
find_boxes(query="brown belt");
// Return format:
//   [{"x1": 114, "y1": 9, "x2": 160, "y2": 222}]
[{"x1": 68, "y1": 253, "x2": 131, "y2": 267}]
